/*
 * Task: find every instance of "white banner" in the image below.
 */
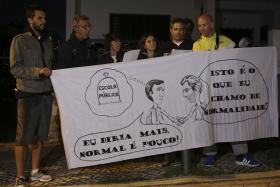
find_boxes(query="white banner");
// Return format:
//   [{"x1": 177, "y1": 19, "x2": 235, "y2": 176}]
[{"x1": 51, "y1": 47, "x2": 278, "y2": 169}]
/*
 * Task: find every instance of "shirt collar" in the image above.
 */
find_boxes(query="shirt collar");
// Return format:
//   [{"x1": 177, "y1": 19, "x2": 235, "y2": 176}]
[
  {"x1": 172, "y1": 40, "x2": 183, "y2": 46},
  {"x1": 201, "y1": 32, "x2": 216, "y2": 40}
]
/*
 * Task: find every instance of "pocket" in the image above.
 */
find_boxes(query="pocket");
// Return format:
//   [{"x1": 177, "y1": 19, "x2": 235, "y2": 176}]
[{"x1": 23, "y1": 48, "x2": 38, "y2": 66}]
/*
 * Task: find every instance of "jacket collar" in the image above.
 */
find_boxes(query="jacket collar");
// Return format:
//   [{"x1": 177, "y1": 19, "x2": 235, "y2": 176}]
[{"x1": 201, "y1": 32, "x2": 216, "y2": 40}]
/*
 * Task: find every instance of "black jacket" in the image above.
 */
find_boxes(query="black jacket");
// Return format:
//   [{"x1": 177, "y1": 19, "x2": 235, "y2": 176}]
[
  {"x1": 160, "y1": 39, "x2": 193, "y2": 54},
  {"x1": 100, "y1": 51, "x2": 124, "y2": 64},
  {"x1": 56, "y1": 33, "x2": 99, "y2": 69},
  {"x1": 137, "y1": 49, "x2": 163, "y2": 60}
]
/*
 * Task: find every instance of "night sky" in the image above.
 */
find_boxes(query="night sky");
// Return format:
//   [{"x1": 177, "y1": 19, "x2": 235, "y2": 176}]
[{"x1": 0, "y1": 0, "x2": 66, "y2": 43}]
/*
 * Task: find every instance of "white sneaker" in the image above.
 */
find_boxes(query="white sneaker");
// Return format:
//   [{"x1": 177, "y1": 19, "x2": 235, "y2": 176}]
[{"x1": 30, "y1": 169, "x2": 53, "y2": 182}]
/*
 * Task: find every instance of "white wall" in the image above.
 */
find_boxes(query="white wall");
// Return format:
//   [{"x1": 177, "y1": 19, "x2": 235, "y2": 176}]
[{"x1": 66, "y1": 0, "x2": 214, "y2": 40}]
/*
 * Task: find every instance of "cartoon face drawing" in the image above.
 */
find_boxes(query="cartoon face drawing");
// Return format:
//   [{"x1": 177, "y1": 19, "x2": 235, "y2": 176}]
[
  {"x1": 181, "y1": 75, "x2": 203, "y2": 104},
  {"x1": 142, "y1": 79, "x2": 183, "y2": 126},
  {"x1": 180, "y1": 75, "x2": 208, "y2": 122},
  {"x1": 182, "y1": 81, "x2": 194, "y2": 99},
  {"x1": 151, "y1": 83, "x2": 165, "y2": 106},
  {"x1": 145, "y1": 79, "x2": 165, "y2": 105}
]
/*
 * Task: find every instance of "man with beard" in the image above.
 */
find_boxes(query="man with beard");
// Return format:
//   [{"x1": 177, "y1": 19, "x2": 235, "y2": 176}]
[
  {"x1": 161, "y1": 17, "x2": 194, "y2": 55},
  {"x1": 10, "y1": 5, "x2": 54, "y2": 186}
]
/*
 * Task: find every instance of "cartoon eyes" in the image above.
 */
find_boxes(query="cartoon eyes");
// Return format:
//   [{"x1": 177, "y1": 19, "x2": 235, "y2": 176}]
[
  {"x1": 184, "y1": 88, "x2": 190, "y2": 93},
  {"x1": 156, "y1": 87, "x2": 165, "y2": 92}
]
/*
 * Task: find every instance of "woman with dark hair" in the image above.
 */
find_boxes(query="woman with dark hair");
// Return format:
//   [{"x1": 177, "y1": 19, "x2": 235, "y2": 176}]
[
  {"x1": 137, "y1": 34, "x2": 163, "y2": 60},
  {"x1": 101, "y1": 33, "x2": 124, "y2": 63}
]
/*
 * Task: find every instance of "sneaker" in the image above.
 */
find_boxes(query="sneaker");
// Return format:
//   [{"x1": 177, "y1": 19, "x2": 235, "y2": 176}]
[
  {"x1": 15, "y1": 176, "x2": 26, "y2": 187},
  {"x1": 204, "y1": 155, "x2": 215, "y2": 167},
  {"x1": 235, "y1": 154, "x2": 261, "y2": 167},
  {"x1": 30, "y1": 169, "x2": 53, "y2": 182}
]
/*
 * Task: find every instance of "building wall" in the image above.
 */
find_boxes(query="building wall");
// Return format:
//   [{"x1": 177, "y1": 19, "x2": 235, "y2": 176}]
[
  {"x1": 66, "y1": 0, "x2": 215, "y2": 40},
  {"x1": 65, "y1": 0, "x2": 280, "y2": 44}
]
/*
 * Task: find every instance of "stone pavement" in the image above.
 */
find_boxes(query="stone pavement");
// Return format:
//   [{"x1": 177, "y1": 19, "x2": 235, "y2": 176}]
[{"x1": 1, "y1": 138, "x2": 280, "y2": 187}]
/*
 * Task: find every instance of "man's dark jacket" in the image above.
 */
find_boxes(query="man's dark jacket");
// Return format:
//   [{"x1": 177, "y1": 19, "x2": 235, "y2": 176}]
[
  {"x1": 161, "y1": 39, "x2": 194, "y2": 54},
  {"x1": 56, "y1": 33, "x2": 98, "y2": 69}
]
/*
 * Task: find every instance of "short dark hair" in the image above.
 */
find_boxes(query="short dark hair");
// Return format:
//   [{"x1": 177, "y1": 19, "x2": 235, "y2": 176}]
[
  {"x1": 26, "y1": 4, "x2": 45, "y2": 19},
  {"x1": 104, "y1": 33, "x2": 121, "y2": 50},
  {"x1": 145, "y1": 79, "x2": 164, "y2": 101},
  {"x1": 170, "y1": 17, "x2": 186, "y2": 29}
]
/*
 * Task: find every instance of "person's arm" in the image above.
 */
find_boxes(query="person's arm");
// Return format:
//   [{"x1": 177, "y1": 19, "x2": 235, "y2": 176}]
[
  {"x1": 183, "y1": 104, "x2": 197, "y2": 122},
  {"x1": 220, "y1": 35, "x2": 236, "y2": 49},
  {"x1": 160, "y1": 108, "x2": 183, "y2": 126},
  {"x1": 56, "y1": 43, "x2": 72, "y2": 69},
  {"x1": 192, "y1": 41, "x2": 200, "y2": 52},
  {"x1": 90, "y1": 50, "x2": 99, "y2": 65},
  {"x1": 116, "y1": 51, "x2": 124, "y2": 62},
  {"x1": 10, "y1": 37, "x2": 44, "y2": 80}
]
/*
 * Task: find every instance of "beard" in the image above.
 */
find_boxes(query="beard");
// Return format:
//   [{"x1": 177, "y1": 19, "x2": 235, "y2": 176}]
[{"x1": 32, "y1": 23, "x2": 46, "y2": 33}]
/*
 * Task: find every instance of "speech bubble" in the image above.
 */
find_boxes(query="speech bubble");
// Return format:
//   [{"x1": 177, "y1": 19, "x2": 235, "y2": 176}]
[
  {"x1": 85, "y1": 68, "x2": 133, "y2": 117},
  {"x1": 74, "y1": 114, "x2": 182, "y2": 161},
  {"x1": 199, "y1": 59, "x2": 269, "y2": 124}
]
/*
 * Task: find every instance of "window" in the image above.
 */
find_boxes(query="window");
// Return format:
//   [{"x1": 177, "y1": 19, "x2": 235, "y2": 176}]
[{"x1": 110, "y1": 14, "x2": 170, "y2": 41}]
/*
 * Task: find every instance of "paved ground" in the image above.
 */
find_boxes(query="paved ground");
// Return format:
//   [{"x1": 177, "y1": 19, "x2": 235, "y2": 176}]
[{"x1": 1, "y1": 138, "x2": 280, "y2": 186}]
